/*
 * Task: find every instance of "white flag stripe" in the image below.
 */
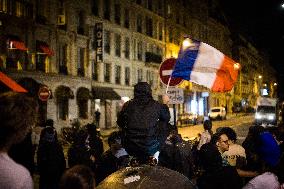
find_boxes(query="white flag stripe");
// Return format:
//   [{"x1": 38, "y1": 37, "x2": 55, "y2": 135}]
[
  {"x1": 193, "y1": 42, "x2": 224, "y2": 71},
  {"x1": 162, "y1": 70, "x2": 173, "y2": 76}
]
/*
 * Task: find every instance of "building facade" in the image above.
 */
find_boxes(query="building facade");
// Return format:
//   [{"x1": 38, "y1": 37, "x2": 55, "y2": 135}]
[{"x1": 0, "y1": 0, "x2": 277, "y2": 131}]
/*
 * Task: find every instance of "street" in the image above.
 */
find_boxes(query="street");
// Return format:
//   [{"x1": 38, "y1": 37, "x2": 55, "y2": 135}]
[{"x1": 178, "y1": 114, "x2": 254, "y2": 144}]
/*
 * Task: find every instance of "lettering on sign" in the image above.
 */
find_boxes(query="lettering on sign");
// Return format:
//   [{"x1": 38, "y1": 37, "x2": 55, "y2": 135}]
[
  {"x1": 95, "y1": 22, "x2": 103, "y2": 63},
  {"x1": 166, "y1": 88, "x2": 184, "y2": 104}
]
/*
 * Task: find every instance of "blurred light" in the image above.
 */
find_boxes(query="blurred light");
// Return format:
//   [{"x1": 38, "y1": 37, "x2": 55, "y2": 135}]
[
  {"x1": 258, "y1": 75, "x2": 262, "y2": 79},
  {"x1": 234, "y1": 63, "x2": 240, "y2": 70},
  {"x1": 268, "y1": 115, "x2": 275, "y2": 120},
  {"x1": 263, "y1": 83, "x2": 267, "y2": 87},
  {"x1": 255, "y1": 113, "x2": 262, "y2": 119},
  {"x1": 282, "y1": 3, "x2": 284, "y2": 8},
  {"x1": 274, "y1": 82, "x2": 277, "y2": 86},
  {"x1": 182, "y1": 38, "x2": 192, "y2": 49}
]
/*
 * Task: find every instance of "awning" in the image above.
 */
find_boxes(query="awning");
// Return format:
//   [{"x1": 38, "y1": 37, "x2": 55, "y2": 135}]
[
  {"x1": 37, "y1": 41, "x2": 54, "y2": 56},
  {"x1": 92, "y1": 87, "x2": 121, "y2": 100},
  {"x1": 39, "y1": 45, "x2": 54, "y2": 56},
  {"x1": 0, "y1": 71, "x2": 27, "y2": 93},
  {"x1": 10, "y1": 40, "x2": 28, "y2": 51}
]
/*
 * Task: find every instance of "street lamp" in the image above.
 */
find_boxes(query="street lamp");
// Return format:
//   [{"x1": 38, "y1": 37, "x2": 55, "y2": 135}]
[{"x1": 258, "y1": 75, "x2": 262, "y2": 79}]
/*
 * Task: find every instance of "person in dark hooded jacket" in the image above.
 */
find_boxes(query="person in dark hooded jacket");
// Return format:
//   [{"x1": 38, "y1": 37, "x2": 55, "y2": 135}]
[
  {"x1": 117, "y1": 82, "x2": 170, "y2": 163},
  {"x1": 37, "y1": 126, "x2": 66, "y2": 189}
]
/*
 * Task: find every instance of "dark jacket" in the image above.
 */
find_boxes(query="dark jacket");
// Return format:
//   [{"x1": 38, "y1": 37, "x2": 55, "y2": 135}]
[
  {"x1": 37, "y1": 127, "x2": 66, "y2": 189},
  {"x1": 117, "y1": 82, "x2": 170, "y2": 158},
  {"x1": 159, "y1": 134, "x2": 194, "y2": 179}
]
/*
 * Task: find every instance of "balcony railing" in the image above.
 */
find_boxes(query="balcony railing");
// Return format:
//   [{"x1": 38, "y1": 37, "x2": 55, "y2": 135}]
[{"x1": 145, "y1": 52, "x2": 162, "y2": 64}]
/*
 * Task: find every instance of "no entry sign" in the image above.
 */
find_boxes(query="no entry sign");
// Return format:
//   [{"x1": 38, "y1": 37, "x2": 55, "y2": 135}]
[
  {"x1": 159, "y1": 58, "x2": 183, "y2": 86},
  {"x1": 38, "y1": 86, "x2": 51, "y2": 101}
]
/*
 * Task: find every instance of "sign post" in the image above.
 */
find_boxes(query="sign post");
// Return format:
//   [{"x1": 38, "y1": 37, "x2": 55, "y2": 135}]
[{"x1": 159, "y1": 58, "x2": 184, "y2": 128}]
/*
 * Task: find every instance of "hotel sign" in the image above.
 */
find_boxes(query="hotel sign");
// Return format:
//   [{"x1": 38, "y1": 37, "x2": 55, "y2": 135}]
[{"x1": 95, "y1": 22, "x2": 103, "y2": 63}]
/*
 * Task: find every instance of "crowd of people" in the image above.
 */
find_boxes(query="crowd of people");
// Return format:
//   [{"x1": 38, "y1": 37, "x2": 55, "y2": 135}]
[{"x1": 1, "y1": 82, "x2": 284, "y2": 189}]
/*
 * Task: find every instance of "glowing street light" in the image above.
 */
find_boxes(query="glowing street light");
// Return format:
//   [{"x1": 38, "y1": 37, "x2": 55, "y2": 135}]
[
  {"x1": 274, "y1": 82, "x2": 277, "y2": 86},
  {"x1": 258, "y1": 75, "x2": 262, "y2": 79}
]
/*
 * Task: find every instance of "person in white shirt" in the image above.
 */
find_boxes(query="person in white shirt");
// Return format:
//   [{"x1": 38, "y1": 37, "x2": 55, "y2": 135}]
[
  {"x1": 0, "y1": 92, "x2": 38, "y2": 189},
  {"x1": 197, "y1": 119, "x2": 213, "y2": 150}
]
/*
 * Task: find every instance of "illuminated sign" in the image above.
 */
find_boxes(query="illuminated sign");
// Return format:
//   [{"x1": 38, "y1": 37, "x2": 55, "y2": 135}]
[{"x1": 95, "y1": 22, "x2": 103, "y2": 63}]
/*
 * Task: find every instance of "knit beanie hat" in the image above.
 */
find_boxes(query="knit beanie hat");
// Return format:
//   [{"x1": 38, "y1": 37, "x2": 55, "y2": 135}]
[{"x1": 257, "y1": 131, "x2": 281, "y2": 167}]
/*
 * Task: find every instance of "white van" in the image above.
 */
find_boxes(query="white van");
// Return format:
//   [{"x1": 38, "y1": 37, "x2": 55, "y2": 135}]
[{"x1": 208, "y1": 107, "x2": 226, "y2": 120}]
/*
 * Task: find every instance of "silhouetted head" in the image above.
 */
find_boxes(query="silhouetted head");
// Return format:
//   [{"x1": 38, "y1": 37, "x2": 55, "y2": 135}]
[
  {"x1": 0, "y1": 92, "x2": 38, "y2": 151},
  {"x1": 59, "y1": 165, "x2": 95, "y2": 189},
  {"x1": 134, "y1": 82, "x2": 152, "y2": 99}
]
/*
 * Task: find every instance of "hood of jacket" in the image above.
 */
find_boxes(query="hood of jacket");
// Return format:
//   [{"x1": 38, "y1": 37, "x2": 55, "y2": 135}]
[{"x1": 134, "y1": 82, "x2": 153, "y2": 101}]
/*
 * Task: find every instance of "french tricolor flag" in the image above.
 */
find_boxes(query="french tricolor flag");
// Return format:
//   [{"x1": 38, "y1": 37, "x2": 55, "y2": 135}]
[{"x1": 172, "y1": 38, "x2": 240, "y2": 92}]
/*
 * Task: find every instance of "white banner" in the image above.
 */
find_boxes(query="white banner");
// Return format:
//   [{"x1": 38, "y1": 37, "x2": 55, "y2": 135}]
[{"x1": 166, "y1": 88, "x2": 184, "y2": 104}]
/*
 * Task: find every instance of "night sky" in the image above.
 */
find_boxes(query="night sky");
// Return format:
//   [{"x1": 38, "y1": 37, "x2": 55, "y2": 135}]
[{"x1": 219, "y1": 0, "x2": 284, "y2": 98}]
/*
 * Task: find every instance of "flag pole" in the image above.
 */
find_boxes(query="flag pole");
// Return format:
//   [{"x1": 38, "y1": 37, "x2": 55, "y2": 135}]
[{"x1": 166, "y1": 75, "x2": 172, "y2": 93}]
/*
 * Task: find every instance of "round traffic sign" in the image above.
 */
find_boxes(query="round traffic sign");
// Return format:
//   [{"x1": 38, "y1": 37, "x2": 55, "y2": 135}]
[
  {"x1": 38, "y1": 86, "x2": 51, "y2": 101},
  {"x1": 159, "y1": 58, "x2": 183, "y2": 86}
]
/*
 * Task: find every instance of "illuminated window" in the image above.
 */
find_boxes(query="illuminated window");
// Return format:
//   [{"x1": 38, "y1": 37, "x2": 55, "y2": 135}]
[
  {"x1": 0, "y1": 0, "x2": 7, "y2": 13},
  {"x1": 15, "y1": 1, "x2": 24, "y2": 17}
]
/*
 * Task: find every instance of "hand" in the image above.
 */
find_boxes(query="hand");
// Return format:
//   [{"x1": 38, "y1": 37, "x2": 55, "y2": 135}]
[{"x1": 162, "y1": 95, "x2": 170, "y2": 105}]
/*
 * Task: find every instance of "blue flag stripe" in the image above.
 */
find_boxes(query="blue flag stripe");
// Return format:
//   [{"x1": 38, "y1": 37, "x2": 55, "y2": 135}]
[{"x1": 172, "y1": 41, "x2": 200, "y2": 80}]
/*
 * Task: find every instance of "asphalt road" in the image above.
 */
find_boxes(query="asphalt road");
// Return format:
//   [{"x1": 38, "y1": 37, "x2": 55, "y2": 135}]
[{"x1": 178, "y1": 114, "x2": 254, "y2": 144}]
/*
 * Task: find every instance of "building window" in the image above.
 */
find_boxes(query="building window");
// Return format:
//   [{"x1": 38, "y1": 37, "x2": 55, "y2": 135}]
[
  {"x1": 169, "y1": 27, "x2": 173, "y2": 43},
  {"x1": 114, "y1": 3, "x2": 121, "y2": 25},
  {"x1": 115, "y1": 34, "x2": 121, "y2": 57},
  {"x1": 92, "y1": 0, "x2": 99, "y2": 16},
  {"x1": 137, "y1": 41, "x2": 143, "y2": 61},
  {"x1": 136, "y1": 0, "x2": 142, "y2": 5},
  {"x1": 78, "y1": 99, "x2": 88, "y2": 119},
  {"x1": 36, "y1": 0, "x2": 47, "y2": 23},
  {"x1": 58, "y1": 99, "x2": 68, "y2": 120},
  {"x1": 59, "y1": 44, "x2": 68, "y2": 75},
  {"x1": 92, "y1": 60, "x2": 98, "y2": 80},
  {"x1": 137, "y1": 69, "x2": 143, "y2": 82},
  {"x1": 124, "y1": 8, "x2": 129, "y2": 28},
  {"x1": 147, "y1": 0, "x2": 152, "y2": 10},
  {"x1": 104, "y1": 63, "x2": 110, "y2": 82},
  {"x1": 125, "y1": 67, "x2": 130, "y2": 86},
  {"x1": 103, "y1": 0, "x2": 110, "y2": 20},
  {"x1": 146, "y1": 70, "x2": 154, "y2": 86},
  {"x1": 158, "y1": 22, "x2": 163, "y2": 41},
  {"x1": 137, "y1": 15, "x2": 142, "y2": 33},
  {"x1": 36, "y1": 41, "x2": 46, "y2": 72},
  {"x1": 146, "y1": 17, "x2": 153, "y2": 37},
  {"x1": 115, "y1": 65, "x2": 121, "y2": 84},
  {"x1": 77, "y1": 48, "x2": 85, "y2": 77},
  {"x1": 104, "y1": 30, "x2": 110, "y2": 54},
  {"x1": 77, "y1": 11, "x2": 85, "y2": 35},
  {"x1": 125, "y1": 37, "x2": 130, "y2": 59}
]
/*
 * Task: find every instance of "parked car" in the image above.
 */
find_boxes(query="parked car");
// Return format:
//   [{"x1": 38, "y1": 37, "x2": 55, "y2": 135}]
[
  {"x1": 177, "y1": 113, "x2": 197, "y2": 126},
  {"x1": 208, "y1": 107, "x2": 226, "y2": 120}
]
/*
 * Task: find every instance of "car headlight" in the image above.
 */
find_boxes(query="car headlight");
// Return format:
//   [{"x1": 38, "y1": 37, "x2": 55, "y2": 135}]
[
  {"x1": 255, "y1": 113, "x2": 262, "y2": 119},
  {"x1": 268, "y1": 115, "x2": 275, "y2": 120}
]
